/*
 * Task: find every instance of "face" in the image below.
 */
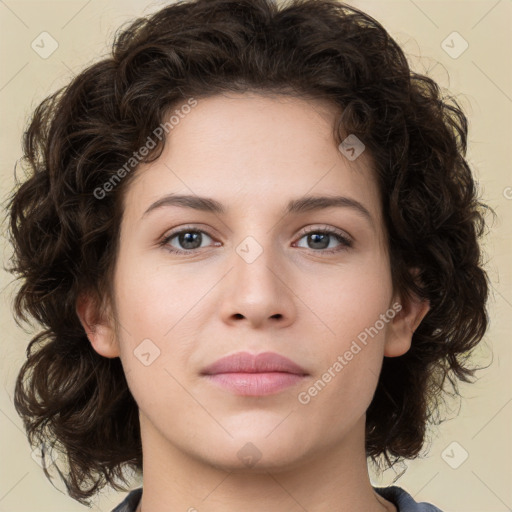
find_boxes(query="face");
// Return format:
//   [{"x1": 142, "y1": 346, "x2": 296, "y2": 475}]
[{"x1": 87, "y1": 92, "x2": 415, "y2": 471}]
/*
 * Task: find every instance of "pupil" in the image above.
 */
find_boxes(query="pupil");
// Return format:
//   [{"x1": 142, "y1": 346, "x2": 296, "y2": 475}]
[
  {"x1": 180, "y1": 232, "x2": 201, "y2": 249},
  {"x1": 309, "y1": 233, "x2": 329, "y2": 249}
]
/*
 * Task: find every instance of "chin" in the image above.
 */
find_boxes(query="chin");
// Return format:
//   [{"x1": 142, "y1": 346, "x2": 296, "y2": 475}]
[{"x1": 189, "y1": 428, "x2": 316, "y2": 473}]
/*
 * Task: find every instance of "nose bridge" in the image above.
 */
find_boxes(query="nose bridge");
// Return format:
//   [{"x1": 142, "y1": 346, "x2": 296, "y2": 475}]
[
  {"x1": 232, "y1": 232, "x2": 282, "y2": 298},
  {"x1": 219, "y1": 230, "x2": 295, "y2": 327}
]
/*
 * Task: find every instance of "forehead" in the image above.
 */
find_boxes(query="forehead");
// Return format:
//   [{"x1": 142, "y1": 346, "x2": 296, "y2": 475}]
[{"x1": 122, "y1": 93, "x2": 382, "y2": 228}]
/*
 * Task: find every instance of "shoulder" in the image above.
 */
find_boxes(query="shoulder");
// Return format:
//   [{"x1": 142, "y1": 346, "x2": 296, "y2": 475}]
[
  {"x1": 373, "y1": 485, "x2": 444, "y2": 512},
  {"x1": 111, "y1": 487, "x2": 143, "y2": 512},
  {"x1": 110, "y1": 485, "x2": 442, "y2": 512}
]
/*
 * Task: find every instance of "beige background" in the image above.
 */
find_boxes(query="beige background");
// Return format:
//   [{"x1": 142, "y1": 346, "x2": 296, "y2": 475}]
[{"x1": 0, "y1": 0, "x2": 510, "y2": 511}]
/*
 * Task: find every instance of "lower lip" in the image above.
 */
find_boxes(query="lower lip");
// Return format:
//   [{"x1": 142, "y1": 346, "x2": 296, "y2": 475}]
[{"x1": 203, "y1": 372, "x2": 306, "y2": 396}]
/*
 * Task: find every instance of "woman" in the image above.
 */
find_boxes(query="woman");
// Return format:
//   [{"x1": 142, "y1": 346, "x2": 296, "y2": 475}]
[{"x1": 5, "y1": 0, "x2": 490, "y2": 510}]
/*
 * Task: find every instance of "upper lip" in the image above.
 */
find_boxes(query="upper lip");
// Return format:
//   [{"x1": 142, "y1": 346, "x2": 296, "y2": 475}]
[{"x1": 201, "y1": 351, "x2": 308, "y2": 376}]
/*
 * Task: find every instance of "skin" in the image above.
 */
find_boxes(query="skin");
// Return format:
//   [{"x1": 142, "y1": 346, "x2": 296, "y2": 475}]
[{"x1": 77, "y1": 92, "x2": 430, "y2": 512}]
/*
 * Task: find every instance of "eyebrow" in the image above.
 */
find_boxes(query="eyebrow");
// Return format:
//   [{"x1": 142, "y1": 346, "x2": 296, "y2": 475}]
[{"x1": 141, "y1": 193, "x2": 373, "y2": 225}]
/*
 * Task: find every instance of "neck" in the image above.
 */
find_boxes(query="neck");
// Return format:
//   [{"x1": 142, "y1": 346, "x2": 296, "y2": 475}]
[{"x1": 135, "y1": 414, "x2": 396, "y2": 512}]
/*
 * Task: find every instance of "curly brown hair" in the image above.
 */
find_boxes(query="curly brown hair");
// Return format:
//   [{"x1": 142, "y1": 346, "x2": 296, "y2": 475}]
[{"x1": 4, "y1": 0, "x2": 491, "y2": 505}]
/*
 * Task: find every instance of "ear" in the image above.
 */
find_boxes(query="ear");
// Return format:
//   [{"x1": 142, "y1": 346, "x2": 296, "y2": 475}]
[
  {"x1": 76, "y1": 291, "x2": 120, "y2": 358},
  {"x1": 384, "y1": 269, "x2": 430, "y2": 358}
]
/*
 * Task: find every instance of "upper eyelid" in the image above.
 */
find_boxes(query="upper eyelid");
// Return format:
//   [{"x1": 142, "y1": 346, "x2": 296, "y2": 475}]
[
  {"x1": 163, "y1": 224, "x2": 217, "y2": 241},
  {"x1": 298, "y1": 225, "x2": 351, "y2": 238}
]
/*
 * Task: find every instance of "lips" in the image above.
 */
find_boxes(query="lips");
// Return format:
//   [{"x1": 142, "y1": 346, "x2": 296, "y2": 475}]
[
  {"x1": 201, "y1": 351, "x2": 308, "y2": 376},
  {"x1": 201, "y1": 351, "x2": 308, "y2": 396}
]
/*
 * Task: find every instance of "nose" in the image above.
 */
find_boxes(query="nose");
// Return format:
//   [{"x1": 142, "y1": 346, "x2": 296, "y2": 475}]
[{"x1": 218, "y1": 238, "x2": 297, "y2": 330}]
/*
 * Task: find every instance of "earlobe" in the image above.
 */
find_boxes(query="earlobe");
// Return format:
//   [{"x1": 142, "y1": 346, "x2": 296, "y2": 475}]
[
  {"x1": 384, "y1": 286, "x2": 431, "y2": 358},
  {"x1": 76, "y1": 292, "x2": 120, "y2": 359}
]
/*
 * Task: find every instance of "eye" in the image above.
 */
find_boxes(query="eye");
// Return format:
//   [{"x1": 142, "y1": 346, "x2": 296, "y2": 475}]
[
  {"x1": 160, "y1": 227, "x2": 218, "y2": 254},
  {"x1": 294, "y1": 227, "x2": 353, "y2": 254},
  {"x1": 159, "y1": 225, "x2": 353, "y2": 255}
]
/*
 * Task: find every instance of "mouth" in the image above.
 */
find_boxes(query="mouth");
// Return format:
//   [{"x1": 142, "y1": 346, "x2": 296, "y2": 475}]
[
  {"x1": 200, "y1": 351, "x2": 309, "y2": 396},
  {"x1": 203, "y1": 372, "x2": 306, "y2": 396}
]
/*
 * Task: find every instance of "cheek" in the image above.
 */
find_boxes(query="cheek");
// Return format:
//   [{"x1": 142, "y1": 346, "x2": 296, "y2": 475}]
[
  {"x1": 296, "y1": 344, "x2": 383, "y2": 438},
  {"x1": 302, "y1": 253, "x2": 393, "y2": 343},
  {"x1": 112, "y1": 256, "x2": 212, "y2": 393},
  {"x1": 113, "y1": 266, "x2": 196, "y2": 414},
  {"x1": 297, "y1": 282, "x2": 391, "y2": 424},
  {"x1": 294, "y1": 257, "x2": 392, "y2": 411},
  {"x1": 114, "y1": 256, "x2": 211, "y2": 337}
]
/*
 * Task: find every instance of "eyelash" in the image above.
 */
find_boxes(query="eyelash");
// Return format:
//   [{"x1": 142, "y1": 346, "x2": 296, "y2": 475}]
[{"x1": 159, "y1": 225, "x2": 353, "y2": 256}]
